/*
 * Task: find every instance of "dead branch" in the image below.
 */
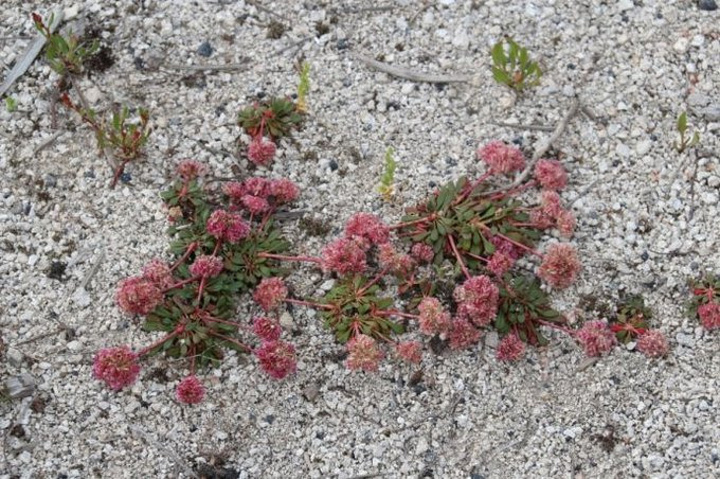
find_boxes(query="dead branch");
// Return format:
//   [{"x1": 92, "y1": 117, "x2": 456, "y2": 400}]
[{"x1": 351, "y1": 51, "x2": 473, "y2": 84}]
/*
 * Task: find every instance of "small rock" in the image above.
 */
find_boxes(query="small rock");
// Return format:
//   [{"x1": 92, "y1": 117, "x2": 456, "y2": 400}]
[
  {"x1": 675, "y1": 332, "x2": 694, "y2": 347},
  {"x1": 415, "y1": 436, "x2": 429, "y2": 455},
  {"x1": 615, "y1": 143, "x2": 631, "y2": 157},
  {"x1": 3, "y1": 374, "x2": 35, "y2": 399},
  {"x1": 279, "y1": 311, "x2": 294, "y2": 330},
  {"x1": 85, "y1": 87, "x2": 103, "y2": 104},
  {"x1": 618, "y1": 0, "x2": 634, "y2": 10},
  {"x1": 302, "y1": 382, "x2": 320, "y2": 402},
  {"x1": 66, "y1": 340, "x2": 82, "y2": 352},
  {"x1": 72, "y1": 288, "x2": 92, "y2": 308},
  {"x1": 698, "y1": 0, "x2": 718, "y2": 11},
  {"x1": 197, "y1": 41, "x2": 214, "y2": 57},
  {"x1": 700, "y1": 105, "x2": 720, "y2": 122},
  {"x1": 320, "y1": 279, "x2": 335, "y2": 291},
  {"x1": 452, "y1": 29, "x2": 469, "y2": 49},
  {"x1": 7, "y1": 348, "x2": 24, "y2": 367},
  {"x1": 673, "y1": 37, "x2": 689, "y2": 53},
  {"x1": 328, "y1": 159, "x2": 338, "y2": 171},
  {"x1": 64, "y1": 5, "x2": 80, "y2": 20},
  {"x1": 44, "y1": 174, "x2": 57, "y2": 188},
  {"x1": 635, "y1": 140, "x2": 651, "y2": 156}
]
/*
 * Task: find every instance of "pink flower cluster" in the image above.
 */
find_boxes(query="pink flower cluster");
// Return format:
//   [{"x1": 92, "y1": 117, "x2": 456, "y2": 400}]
[
  {"x1": 189, "y1": 255, "x2": 224, "y2": 278},
  {"x1": 252, "y1": 316, "x2": 282, "y2": 342},
  {"x1": 487, "y1": 252, "x2": 514, "y2": 277},
  {"x1": 698, "y1": 302, "x2": 720, "y2": 330},
  {"x1": 248, "y1": 136, "x2": 277, "y2": 166},
  {"x1": 223, "y1": 177, "x2": 299, "y2": 212},
  {"x1": 395, "y1": 341, "x2": 422, "y2": 363},
  {"x1": 206, "y1": 209, "x2": 250, "y2": 243},
  {"x1": 531, "y1": 191, "x2": 576, "y2": 238},
  {"x1": 477, "y1": 141, "x2": 526, "y2": 175},
  {"x1": 142, "y1": 259, "x2": 174, "y2": 289},
  {"x1": 93, "y1": 346, "x2": 141, "y2": 391},
  {"x1": 253, "y1": 277, "x2": 288, "y2": 312},
  {"x1": 116, "y1": 276, "x2": 163, "y2": 315},
  {"x1": 448, "y1": 319, "x2": 482, "y2": 350},
  {"x1": 636, "y1": 330, "x2": 669, "y2": 358},
  {"x1": 255, "y1": 340, "x2": 297, "y2": 379},
  {"x1": 378, "y1": 244, "x2": 415, "y2": 276},
  {"x1": 453, "y1": 275, "x2": 499, "y2": 327},
  {"x1": 576, "y1": 320, "x2": 616, "y2": 357},
  {"x1": 176, "y1": 160, "x2": 207, "y2": 181},
  {"x1": 534, "y1": 159, "x2": 567, "y2": 191},
  {"x1": 538, "y1": 243, "x2": 581, "y2": 289},
  {"x1": 346, "y1": 334, "x2": 384, "y2": 371},
  {"x1": 496, "y1": 333, "x2": 525, "y2": 361},
  {"x1": 417, "y1": 297, "x2": 452, "y2": 335},
  {"x1": 321, "y1": 237, "x2": 367, "y2": 275},
  {"x1": 176, "y1": 376, "x2": 205, "y2": 404},
  {"x1": 411, "y1": 243, "x2": 434, "y2": 264},
  {"x1": 345, "y1": 213, "x2": 390, "y2": 245}
]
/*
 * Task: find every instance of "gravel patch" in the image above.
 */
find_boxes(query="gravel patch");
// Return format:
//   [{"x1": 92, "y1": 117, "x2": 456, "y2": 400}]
[{"x1": 1, "y1": 1, "x2": 719, "y2": 478}]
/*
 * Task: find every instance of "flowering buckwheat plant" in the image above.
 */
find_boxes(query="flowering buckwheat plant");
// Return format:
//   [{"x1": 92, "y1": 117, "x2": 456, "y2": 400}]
[
  {"x1": 690, "y1": 275, "x2": 720, "y2": 330},
  {"x1": 238, "y1": 97, "x2": 303, "y2": 166},
  {"x1": 94, "y1": 160, "x2": 302, "y2": 401}
]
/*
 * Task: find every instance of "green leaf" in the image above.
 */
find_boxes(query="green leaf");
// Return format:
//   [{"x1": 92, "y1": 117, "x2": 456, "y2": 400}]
[
  {"x1": 677, "y1": 112, "x2": 687, "y2": 133},
  {"x1": 491, "y1": 42, "x2": 507, "y2": 66}
]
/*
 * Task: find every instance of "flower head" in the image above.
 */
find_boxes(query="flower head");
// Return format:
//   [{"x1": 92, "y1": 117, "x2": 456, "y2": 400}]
[
  {"x1": 411, "y1": 243, "x2": 434, "y2": 264},
  {"x1": 255, "y1": 340, "x2": 297, "y2": 379},
  {"x1": 252, "y1": 316, "x2": 282, "y2": 342},
  {"x1": 248, "y1": 137, "x2": 277, "y2": 166},
  {"x1": 496, "y1": 333, "x2": 525, "y2": 362},
  {"x1": 346, "y1": 334, "x2": 384, "y2": 372},
  {"x1": 177, "y1": 160, "x2": 207, "y2": 181},
  {"x1": 93, "y1": 346, "x2": 141, "y2": 391},
  {"x1": 698, "y1": 302, "x2": 720, "y2": 330},
  {"x1": 142, "y1": 259, "x2": 174, "y2": 289},
  {"x1": 378, "y1": 244, "x2": 415, "y2": 276},
  {"x1": 576, "y1": 320, "x2": 616, "y2": 357},
  {"x1": 176, "y1": 376, "x2": 205, "y2": 404},
  {"x1": 417, "y1": 297, "x2": 452, "y2": 336},
  {"x1": 477, "y1": 140, "x2": 526, "y2": 175},
  {"x1": 538, "y1": 243, "x2": 581, "y2": 289},
  {"x1": 395, "y1": 341, "x2": 422, "y2": 364},
  {"x1": 487, "y1": 252, "x2": 514, "y2": 277},
  {"x1": 556, "y1": 210, "x2": 576, "y2": 238},
  {"x1": 448, "y1": 319, "x2": 482, "y2": 350},
  {"x1": 242, "y1": 194, "x2": 271, "y2": 215},
  {"x1": 534, "y1": 159, "x2": 567, "y2": 190},
  {"x1": 453, "y1": 275, "x2": 499, "y2": 327},
  {"x1": 321, "y1": 237, "x2": 367, "y2": 275},
  {"x1": 637, "y1": 330, "x2": 669, "y2": 358},
  {"x1": 253, "y1": 277, "x2": 288, "y2": 312},
  {"x1": 345, "y1": 213, "x2": 390, "y2": 245},
  {"x1": 206, "y1": 210, "x2": 250, "y2": 243},
  {"x1": 116, "y1": 276, "x2": 163, "y2": 315},
  {"x1": 223, "y1": 182, "x2": 245, "y2": 202},
  {"x1": 490, "y1": 235, "x2": 524, "y2": 260},
  {"x1": 242, "y1": 177, "x2": 272, "y2": 197},
  {"x1": 270, "y1": 179, "x2": 299, "y2": 204},
  {"x1": 189, "y1": 255, "x2": 224, "y2": 278}
]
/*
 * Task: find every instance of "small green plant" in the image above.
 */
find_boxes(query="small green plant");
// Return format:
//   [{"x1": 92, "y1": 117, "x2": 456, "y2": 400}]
[
  {"x1": 32, "y1": 13, "x2": 98, "y2": 77},
  {"x1": 378, "y1": 146, "x2": 397, "y2": 201},
  {"x1": 490, "y1": 37, "x2": 542, "y2": 92},
  {"x1": 5, "y1": 96, "x2": 17, "y2": 112},
  {"x1": 296, "y1": 61, "x2": 311, "y2": 114},
  {"x1": 609, "y1": 295, "x2": 651, "y2": 344},
  {"x1": 674, "y1": 111, "x2": 700, "y2": 153},
  {"x1": 239, "y1": 97, "x2": 303, "y2": 139}
]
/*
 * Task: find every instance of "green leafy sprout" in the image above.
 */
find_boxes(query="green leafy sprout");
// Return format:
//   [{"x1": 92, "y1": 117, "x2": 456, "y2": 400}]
[
  {"x1": 296, "y1": 61, "x2": 311, "y2": 113},
  {"x1": 674, "y1": 111, "x2": 700, "y2": 153},
  {"x1": 5, "y1": 97, "x2": 17, "y2": 113},
  {"x1": 33, "y1": 12, "x2": 98, "y2": 76},
  {"x1": 378, "y1": 146, "x2": 397, "y2": 201},
  {"x1": 490, "y1": 37, "x2": 542, "y2": 92}
]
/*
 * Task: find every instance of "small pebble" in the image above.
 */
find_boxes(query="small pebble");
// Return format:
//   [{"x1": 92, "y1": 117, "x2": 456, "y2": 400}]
[
  {"x1": 698, "y1": 0, "x2": 718, "y2": 11},
  {"x1": 197, "y1": 41, "x2": 214, "y2": 57}
]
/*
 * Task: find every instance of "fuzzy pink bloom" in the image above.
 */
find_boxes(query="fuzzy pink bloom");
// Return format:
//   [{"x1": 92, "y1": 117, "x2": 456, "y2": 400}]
[
  {"x1": 206, "y1": 210, "x2": 250, "y2": 243},
  {"x1": 93, "y1": 346, "x2": 141, "y2": 391},
  {"x1": 242, "y1": 195, "x2": 271, "y2": 215},
  {"x1": 270, "y1": 179, "x2": 299, "y2": 204},
  {"x1": 395, "y1": 341, "x2": 422, "y2": 364},
  {"x1": 448, "y1": 319, "x2": 482, "y2": 350},
  {"x1": 242, "y1": 177, "x2": 272, "y2": 198},
  {"x1": 490, "y1": 235, "x2": 524, "y2": 260},
  {"x1": 411, "y1": 243, "x2": 434, "y2": 264},
  {"x1": 253, "y1": 277, "x2": 288, "y2": 312},
  {"x1": 142, "y1": 259, "x2": 174, "y2": 289},
  {"x1": 530, "y1": 208, "x2": 555, "y2": 229},
  {"x1": 321, "y1": 237, "x2": 367, "y2": 275},
  {"x1": 538, "y1": 243, "x2": 581, "y2": 289},
  {"x1": 556, "y1": 210, "x2": 576, "y2": 238},
  {"x1": 223, "y1": 182, "x2": 245, "y2": 202},
  {"x1": 116, "y1": 276, "x2": 163, "y2": 315},
  {"x1": 576, "y1": 320, "x2": 616, "y2": 357},
  {"x1": 255, "y1": 340, "x2": 297, "y2": 379},
  {"x1": 345, "y1": 213, "x2": 391, "y2": 245},
  {"x1": 177, "y1": 160, "x2": 207, "y2": 181},
  {"x1": 417, "y1": 297, "x2": 452, "y2": 336},
  {"x1": 698, "y1": 302, "x2": 720, "y2": 330},
  {"x1": 487, "y1": 252, "x2": 514, "y2": 276},
  {"x1": 252, "y1": 316, "x2": 282, "y2": 342},
  {"x1": 346, "y1": 334, "x2": 384, "y2": 372},
  {"x1": 453, "y1": 275, "x2": 500, "y2": 327},
  {"x1": 637, "y1": 330, "x2": 669, "y2": 358},
  {"x1": 378, "y1": 244, "x2": 414, "y2": 276},
  {"x1": 176, "y1": 376, "x2": 205, "y2": 404},
  {"x1": 540, "y1": 190, "x2": 562, "y2": 217},
  {"x1": 477, "y1": 140, "x2": 526, "y2": 175},
  {"x1": 248, "y1": 137, "x2": 277, "y2": 166},
  {"x1": 189, "y1": 255, "x2": 224, "y2": 278},
  {"x1": 496, "y1": 333, "x2": 525, "y2": 361},
  {"x1": 534, "y1": 159, "x2": 567, "y2": 191}
]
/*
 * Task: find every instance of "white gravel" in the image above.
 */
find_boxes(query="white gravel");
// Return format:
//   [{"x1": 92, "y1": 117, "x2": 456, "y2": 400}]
[{"x1": 1, "y1": 0, "x2": 719, "y2": 478}]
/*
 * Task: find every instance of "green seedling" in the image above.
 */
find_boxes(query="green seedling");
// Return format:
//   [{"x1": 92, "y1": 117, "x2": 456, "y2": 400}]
[
  {"x1": 490, "y1": 37, "x2": 542, "y2": 92},
  {"x1": 674, "y1": 111, "x2": 700, "y2": 153},
  {"x1": 33, "y1": 12, "x2": 98, "y2": 77},
  {"x1": 296, "y1": 61, "x2": 311, "y2": 113},
  {"x1": 5, "y1": 96, "x2": 17, "y2": 113},
  {"x1": 378, "y1": 147, "x2": 397, "y2": 201}
]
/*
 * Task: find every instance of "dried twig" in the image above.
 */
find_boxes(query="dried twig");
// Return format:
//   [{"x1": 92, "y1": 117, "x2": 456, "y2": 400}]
[
  {"x1": 489, "y1": 121, "x2": 554, "y2": 132},
  {"x1": 484, "y1": 98, "x2": 581, "y2": 195},
  {"x1": 351, "y1": 51, "x2": 473, "y2": 84},
  {"x1": 162, "y1": 62, "x2": 250, "y2": 72},
  {"x1": 130, "y1": 425, "x2": 198, "y2": 478},
  {"x1": 32, "y1": 130, "x2": 66, "y2": 155},
  {"x1": 80, "y1": 250, "x2": 105, "y2": 291}
]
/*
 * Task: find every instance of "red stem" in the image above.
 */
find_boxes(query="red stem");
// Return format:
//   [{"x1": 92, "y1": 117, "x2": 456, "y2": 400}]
[
  {"x1": 284, "y1": 298, "x2": 335, "y2": 310},
  {"x1": 535, "y1": 319, "x2": 575, "y2": 337},
  {"x1": 208, "y1": 331, "x2": 252, "y2": 352},
  {"x1": 258, "y1": 252, "x2": 322, "y2": 263},
  {"x1": 170, "y1": 242, "x2": 198, "y2": 272},
  {"x1": 494, "y1": 232, "x2": 542, "y2": 258},
  {"x1": 138, "y1": 326, "x2": 184, "y2": 356},
  {"x1": 389, "y1": 213, "x2": 437, "y2": 230},
  {"x1": 109, "y1": 160, "x2": 130, "y2": 189},
  {"x1": 356, "y1": 269, "x2": 389, "y2": 297},
  {"x1": 447, "y1": 235, "x2": 471, "y2": 280},
  {"x1": 162, "y1": 276, "x2": 202, "y2": 293},
  {"x1": 373, "y1": 309, "x2": 419, "y2": 320}
]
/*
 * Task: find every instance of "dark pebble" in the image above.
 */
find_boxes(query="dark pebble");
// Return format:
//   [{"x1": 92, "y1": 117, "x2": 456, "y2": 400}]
[
  {"x1": 44, "y1": 174, "x2": 57, "y2": 188},
  {"x1": 336, "y1": 38, "x2": 349, "y2": 50},
  {"x1": 413, "y1": 384, "x2": 426, "y2": 395},
  {"x1": 444, "y1": 157, "x2": 457, "y2": 166},
  {"x1": 120, "y1": 172, "x2": 132, "y2": 183},
  {"x1": 511, "y1": 137, "x2": 523, "y2": 146},
  {"x1": 470, "y1": 474, "x2": 486, "y2": 479},
  {"x1": 428, "y1": 181, "x2": 436, "y2": 188},
  {"x1": 640, "y1": 251, "x2": 649, "y2": 261},
  {"x1": 698, "y1": 0, "x2": 718, "y2": 11},
  {"x1": 84, "y1": 169, "x2": 96, "y2": 178},
  {"x1": 264, "y1": 414, "x2": 275, "y2": 424},
  {"x1": 197, "y1": 41, "x2": 214, "y2": 57},
  {"x1": 329, "y1": 159, "x2": 339, "y2": 171},
  {"x1": 567, "y1": 63, "x2": 576, "y2": 70},
  {"x1": 342, "y1": 77, "x2": 352, "y2": 87},
  {"x1": 315, "y1": 431, "x2": 325, "y2": 440},
  {"x1": 133, "y1": 56, "x2": 145, "y2": 70},
  {"x1": 650, "y1": 134, "x2": 658, "y2": 141}
]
